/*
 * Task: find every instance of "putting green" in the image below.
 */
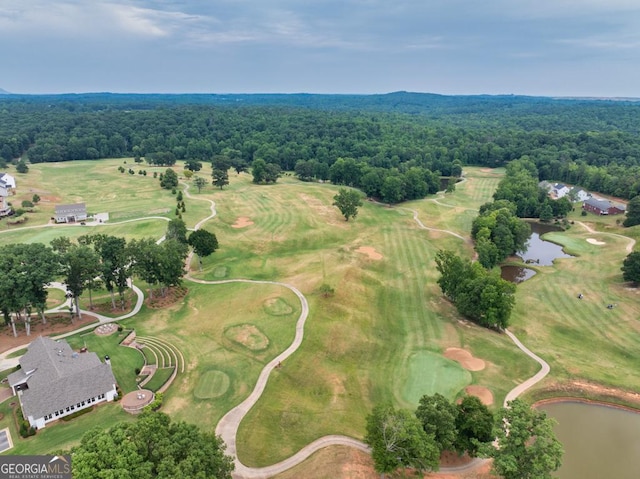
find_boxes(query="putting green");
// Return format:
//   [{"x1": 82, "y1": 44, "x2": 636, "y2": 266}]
[
  {"x1": 225, "y1": 324, "x2": 270, "y2": 351},
  {"x1": 213, "y1": 266, "x2": 228, "y2": 278},
  {"x1": 401, "y1": 350, "x2": 472, "y2": 406},
  {"x1": 263, "y1": 297, "x2": 293, "y2": 316},
  {"x1": 194, "y1": 370, "x2": 231, "y2": 399}
]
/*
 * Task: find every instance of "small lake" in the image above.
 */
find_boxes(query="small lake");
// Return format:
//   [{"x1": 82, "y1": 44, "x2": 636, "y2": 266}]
[
  {"x1": 500, "y1": 265, "x2": 536, "y2": 283},
  {"x1": 538, "y1": 401, "x2": 640, "y2": 479},
  {"x1": 516, "y1": 222, "x2": 573, "y2": 266}
]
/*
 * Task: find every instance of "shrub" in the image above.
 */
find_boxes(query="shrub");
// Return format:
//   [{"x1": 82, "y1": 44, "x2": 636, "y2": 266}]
[
  {"x1": 21, "y1": 200, "x2": 34, "y2": 208},
  {"x1": 143, "y1": 392, "x2": 164, "y2": 413},
  {"x1": 117, "y1": 325, "x2": 124, "y2": 332},
  {"x1": 581, "y1": 210, "x2": 588, "y2": 216},
  {"x1": 61, "y1": 406, "x2": 93, "y2": 421},
  {"x1": 135, "y1": 368, "x2": 141, "y2": 375}
]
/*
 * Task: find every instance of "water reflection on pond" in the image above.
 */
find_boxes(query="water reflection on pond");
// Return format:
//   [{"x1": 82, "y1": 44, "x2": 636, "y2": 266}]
[
  {"x1": 538, "y1": 401, "x2": 640, "y2": 479},
  {"x1": 517, "y1": 222, "x2": 573, "y2": 266},
  {"x1": 500, "y1": 265, "x2": 536, "y2": 283}
]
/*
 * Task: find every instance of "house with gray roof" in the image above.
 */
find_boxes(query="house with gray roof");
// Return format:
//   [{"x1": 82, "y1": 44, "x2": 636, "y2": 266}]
[
  {"x1": 0, "y1": 175, "x2": 10, "y2": 216},
  {"x1": 0, "y1": 172, "x2": 16, "y2": 189},
  {"x1": 54, "y1": 203, "x2": 87, "y2": 223},
  {"x1": 8, "y1": 337, "x2": 117, "y2": 429},
  {"x1": 583, "y1": 197, "x2": 626, "y2": 216}
]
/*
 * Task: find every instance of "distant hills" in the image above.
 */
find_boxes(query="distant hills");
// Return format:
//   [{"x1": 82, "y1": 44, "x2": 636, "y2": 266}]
[{"x1": 0, "y1": 88, "x2": 11, "y2": 95}]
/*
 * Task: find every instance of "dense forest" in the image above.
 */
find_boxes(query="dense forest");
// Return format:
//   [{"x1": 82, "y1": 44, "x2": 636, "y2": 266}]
[{"x1": 1, "y1": 92, "x2": 640, "y2": 199}]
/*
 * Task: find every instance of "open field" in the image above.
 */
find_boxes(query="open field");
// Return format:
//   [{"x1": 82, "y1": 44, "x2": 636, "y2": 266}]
[
  {"x1": 0, "y1": 158, "x2": 211, "y2": 237},
  {"x1": 3, "y1": 161, "x2": 640, "y2": 476}
]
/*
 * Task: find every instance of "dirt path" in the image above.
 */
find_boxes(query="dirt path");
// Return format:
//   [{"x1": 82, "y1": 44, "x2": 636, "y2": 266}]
[
  {"x1": 576, "y1": 221, "x2": 636, "y2": 253},
  {"x1": 0, "y1": 181, "x2": 556, "y2": 478}
]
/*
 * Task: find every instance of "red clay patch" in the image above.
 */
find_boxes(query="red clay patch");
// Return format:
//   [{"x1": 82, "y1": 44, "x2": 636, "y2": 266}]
[
  {"x1": 232, "y1": 217, "x2": 254, "y2": 228},
  {"x1": 465, "y1": 385, "x2": 494, "y2": 406},
  {"x1": 444, "y1": 348, "x2": 486, "y2": 371}
]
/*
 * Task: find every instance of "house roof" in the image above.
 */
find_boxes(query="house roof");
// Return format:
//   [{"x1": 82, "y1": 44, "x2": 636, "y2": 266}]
[
  {"x1": 584, "y1": 197, "x2": 611, "y2": 210},
  {"x1": 54, "y1": 203, "x2": 86, "y2": 216},
  {"x1": 8, "y1": 337, "x2": 116, "y2": 419}
]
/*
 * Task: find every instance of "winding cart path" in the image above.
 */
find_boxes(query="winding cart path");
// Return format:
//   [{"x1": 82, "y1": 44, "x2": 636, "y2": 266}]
[{"x1": 4, "y1": 182, "x2": 609, "y2": 478}]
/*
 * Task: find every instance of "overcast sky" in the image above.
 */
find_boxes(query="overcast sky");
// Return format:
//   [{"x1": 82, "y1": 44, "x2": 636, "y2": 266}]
[{"x1": 1, "y1": 0, "x2": 639, "y2": 97}]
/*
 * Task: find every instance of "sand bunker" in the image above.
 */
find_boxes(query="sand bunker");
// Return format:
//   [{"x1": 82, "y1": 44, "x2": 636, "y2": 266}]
[
  {"x1": 587, "y1": 238, "x2": 606, "y2": 245},
  {"x1": 444, "y1": 348, "x2": 486, "y2": 371},
  {"x1": 356, "y1": 246, "x2": 383, "y2": 260},
  {"x1": 465, "y1": 385, "x2": 494, "y2": 406},
  {"x1": 232, "y1": 217, "x2": 254, "y2": 228}
]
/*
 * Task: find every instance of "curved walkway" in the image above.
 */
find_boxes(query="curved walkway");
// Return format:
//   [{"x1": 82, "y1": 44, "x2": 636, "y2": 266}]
[
  {"x1": 1, "y1": 181, "x2": 611, "y2": 478},
  {"x1": 577, "y1": 220, "x2": 636, "y2": 253}
]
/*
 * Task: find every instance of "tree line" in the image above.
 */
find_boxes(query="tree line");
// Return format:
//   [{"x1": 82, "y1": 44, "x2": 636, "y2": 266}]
[
  {"x1": 0, "y1": 220, "x2": 218, "y2": 336},
  {"x1": 2, "y1": 93, "x2": 640, "y2": 200},
  {"x1": 366, "y1": 394, "x2": 562, "y2": 478}
]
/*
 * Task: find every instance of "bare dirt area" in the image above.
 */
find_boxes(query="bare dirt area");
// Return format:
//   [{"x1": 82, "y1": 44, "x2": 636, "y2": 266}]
[
  {"x1": 586, "y1": 237, "x2": 606, "y2": 245},
  {"x1": 0, "y1": 314, "x2": 99, "y2": 353},
  {"x1": 464, "y1": 385, "x2": 494, "y2": 406},
  {"x1": 444, "y1": 348, "x2": 486, "y2": 371},
  {"x1": 356, "y1": 246, "x2": 383, "y2": 260},
  {"x1": 232, "y1": 216, "x2": 254, "y2": 228},
  {"x1": 537, "y1": 380, "x2": 640, "y2": 410},
  {"x1": 145, "y1": 286, "x2": 188, "y2": 309}
]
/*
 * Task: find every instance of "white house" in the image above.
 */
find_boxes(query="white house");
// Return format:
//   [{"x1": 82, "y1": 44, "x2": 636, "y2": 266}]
[
  {"x1": 0, "y1": 175, "x2": 10, "y2": 216},
  {"x1": 54, "y1": 203, "x2": 87, "y2": 223},
  {"x1": 8, "y1": 337, "x2": 117, "y2": 429},
  {"x1": 551, "y1": 183, "x2": 570, "y2": 199},
  {"x1": 0, "y1": 172, "x2": 16, "y2": 190},
  {"x1": 569, "y1": 187, "x2": 591, "y2": 203}
]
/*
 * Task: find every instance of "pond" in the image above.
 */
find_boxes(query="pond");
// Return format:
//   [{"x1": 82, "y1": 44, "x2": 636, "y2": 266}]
[
  {"x1": 500, "y1": 265, "x2": 536, "y2": 283},
  {"x1": 538, "y1": 401, "x2": 640, "y2": 479},
  {"x1": 516, "y1": 222, "x2": 573, "y2": 266}
]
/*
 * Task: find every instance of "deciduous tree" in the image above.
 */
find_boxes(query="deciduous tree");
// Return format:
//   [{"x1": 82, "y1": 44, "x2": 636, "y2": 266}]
[
  {"x1": 365, "y1": 404, "x2": 440, "y2": 476},
  {"x1": 415, "y1": 393, "x2": 458, "y2": 454},
  {"x1": 70, "y1": 412, "x2": 234, "y2": 479},
  {"x1": 622, "y1": 251, "x2": 640, "y2": 284},
  {"x1": 490, "y1": 399, "x2": 563, "y2": 479},
  {"x1": 333, "y1": 188, "x2": 363, "y2": 221},
  {"x1": 188, "y1": 229, "x2": 219, "y2": 269}
]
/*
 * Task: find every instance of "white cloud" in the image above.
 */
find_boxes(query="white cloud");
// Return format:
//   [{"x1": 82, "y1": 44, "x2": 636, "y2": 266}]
[{"x1": 0, "y1": 1, "x2": 210, "y2": 39}]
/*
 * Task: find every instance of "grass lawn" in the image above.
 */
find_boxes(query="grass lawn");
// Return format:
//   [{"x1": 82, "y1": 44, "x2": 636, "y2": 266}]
[
  {"x1": 0, "y1": 401, "x2": 133, "y2": 455},
  {"x1": 144, "y1": 367, "x2": 175, "y2": 392},
  {"x1": 5, "y1": 161, "x2": 640, "y2": 474}
]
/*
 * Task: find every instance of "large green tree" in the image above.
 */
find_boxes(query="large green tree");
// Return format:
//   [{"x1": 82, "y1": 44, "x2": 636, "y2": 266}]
[
  {"x1": 70, "y1": 412, "x2": 234, "y2": 479},
  {"x1": 365, "y1": 404, "x2": 440, "y2": 476},
  {"x1": 166, "y1": 218, "x2": 188, "y2": 244},
  {"x1": 623, "y1": 195, "x2": 640, "y2": 227},
  {"x1": 212, "y1": 168, "x2": 229, "y2": 189},
  {"x1": 53, "y1": 240, "x2": 101, "y2": 321},
  {"x1": 333, "y1": 187, "x2": 363, "y2": 221},
  {"x1": 454, "y1": 395, "x2": 494, "y2": 457},
  {"x1": 188, "y1": 229, "x2": 219, "y2": 269},
  {"x1": 435, "y1": 250, "x2": 516, "y2": 329},
  {"x1": 621, "y1": 251, "x2": 640, "y2": 284},
  {"x1": 490, "y1": 399, "x2": 563, "y2": 479},
  {"x1": 415, "y1": 393, "x2": 458, "y2": 454},
  {"x1": 160, "y1": 168, "x2": 179, "y2": 189}
]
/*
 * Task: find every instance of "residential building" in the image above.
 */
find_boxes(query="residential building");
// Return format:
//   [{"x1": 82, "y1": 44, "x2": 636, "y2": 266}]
[
  {"x1": 54, "y1": 203, "x2": 87, "y2": 223},
  {"x1": 0, "y1": 175, "x2": 10, "y2": 216},
  {"x1": 582, "y1": 197, "x2": 626, "y2": 215},
  {"x1": 0, "y1": 172, "x2": 16, "y2": 190},
  {"x1": 8, "y1": 337, "x2": 117, "y2": 429}
]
